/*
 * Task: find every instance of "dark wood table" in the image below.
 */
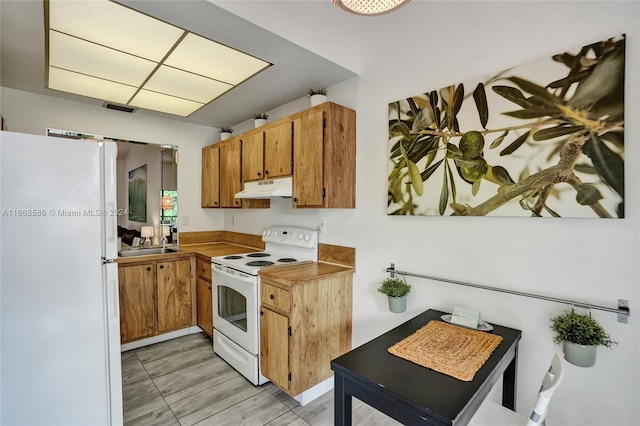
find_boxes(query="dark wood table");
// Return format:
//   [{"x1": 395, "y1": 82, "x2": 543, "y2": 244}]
[{"x1": 331, "y1": 309, "x2": 522, "y2": 425}]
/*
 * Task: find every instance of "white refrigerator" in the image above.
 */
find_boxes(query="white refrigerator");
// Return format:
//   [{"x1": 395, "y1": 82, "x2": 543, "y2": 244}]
[{"x1": 0, "y1": 131, "x2": 123, "y2": 425}]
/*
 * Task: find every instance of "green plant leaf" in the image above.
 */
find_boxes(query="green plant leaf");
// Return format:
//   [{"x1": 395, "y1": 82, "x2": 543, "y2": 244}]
[
  {"x1": 547, "y1": 71, "x2": 590, "y2": 89},
  {"x1": 500, "y1": 131, "x2": 530, "y2": 156},
  {"x1": 503, "y1": 108, "x2": 560, "y2": 119},
  {"x1": 471, "y1": 178, "x2": 481, "y2": 196},
  {"x1": 576, "y1": 184, "x2": 603, "y2": 205},
  {"x1": 473, "y1": 83, "x2": 489, "y2": 128},
  {"x1": 407, "y1": 160, "x2": 423, "y2": 196},
  {"x1": 582, "y1": 134, "x2": 624, "y2": 198},
  {"x1": 491, "y1": 165, "x2": 516, "y2": 185},
  {"x1": 492, "y1": 85, "x2": 530, "y2": 109},
  {"x1": 446, "y1": 143, "x2": 463, "y2": 159},
  {"x1": 490, "y1": 130, "x2": 509, "y2": 149},
  {"x1": 569, "y1": 47, "x2": 625, "y2": 109},
  {"x1": 447, "y1": 161, "x2": 457, "y2": 201},
  {"x1": 421, "y1": 158, "x2": 443, "y2": 181},
  {"x1": 452, "y1": 84, "x2": 464, "y2": 116},
  {"x1": 389, "y1": 121, "x2": 411, "y2": 138},
  {"x1": 533, "y1": 125, "x2": 585, "y2": 141},
  {"x1": 439, "y1": 165, "x2": 449, "y2": 215},
  {"x1": 507, "y1": 76, "x2": 560, "y2": 106}
]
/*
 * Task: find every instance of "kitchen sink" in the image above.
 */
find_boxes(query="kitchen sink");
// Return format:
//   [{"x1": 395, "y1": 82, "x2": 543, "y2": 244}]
[{"x1": 118, "y1": 247, "x2": 179, "y2": 257}]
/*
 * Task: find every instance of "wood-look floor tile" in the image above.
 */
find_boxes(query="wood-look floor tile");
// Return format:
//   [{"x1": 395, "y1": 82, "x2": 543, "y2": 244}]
[
  {"x1": 123, "y1": 382, "x2": 167, "y2": 423},
  {"x1": 293, "y1": 391, "x2": 364, "y2": 426},
  {"x1": 143, "y1": 343, "x2": 215, "y2": 379},
  {"x1": 263, "y1": 382, "x2": 300, "y2": 410},
  {"x1": 352, "y1": 403, "x2": 402, "y2": 425},
  {"x1": 264, "y1": 410, "x2": 310, "y2": 426},
  {"x1": 153, "y1": 355, "x2": 239, "y2": 404},
  {"x1": 122, "y1": 367, "x2": 155, "y2": 397},
  {"x1": 124, "y1": 405, "x2": 180, "y2": 426},
  {"x1": 170, "y1": 376, "x2": 264, "y2": 426},
  {"x1": 122, "y1": 350, "x2": 143, "y2": 371},
  {"x1": 135, "y1": 334, "x2": 210, "y2": 364},
  {"x1": 192, "y1": 390, "x2": 290, "y2": 426}
]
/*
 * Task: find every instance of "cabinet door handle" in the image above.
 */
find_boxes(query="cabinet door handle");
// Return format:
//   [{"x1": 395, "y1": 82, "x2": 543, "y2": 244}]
[
  {"x1": 159, "y1": 265, "x2": 164, "y2": 269},
  {"x1": 293, "y1": 197, "x2": 298, "y2": 203},
  {"x1": 146, "y1": 266, "x2": 151, "y2": 272},
  {"x1": 264, "y1": 170, "x2": 269, "y2": 175},
  {"x1": 270, "y1": 294, "x2": 275, "y2": 299},
  {"x1": 257, "y1": 172, "x2": 261, "y2": 176},
  {"x1": 260, "y1": 311, "x2": 264, "y2": 316},
  {"x1": 208, "y1": 286, "x2": 211, "y2": 290}
]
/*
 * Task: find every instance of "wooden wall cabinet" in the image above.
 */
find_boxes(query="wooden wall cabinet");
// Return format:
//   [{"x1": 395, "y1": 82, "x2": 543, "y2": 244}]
[
  {"x1": 219, "y1": 137, "x2": 242, "y2": 208},
  {"x1": 195, "y1": 255, "x2": 213, "y2": 337},
  {"x1": 201, "y1": 144, "x2": 219, "y2": 208},
  {"x1": 292, "y1": 103, "x2": 356, "y2": 208},
  {"x1": 201, "y1": 102, "x2": 355, "y2": 209},
  {"x1": 118, "y1": 257, "x2": 193, "y2": 344},
  {"x1": 243, "y1": 121, "x2": 293, "y2": 182},
  {"x1": 259, "y1": 272, "x2": 353, "y2": 396}
]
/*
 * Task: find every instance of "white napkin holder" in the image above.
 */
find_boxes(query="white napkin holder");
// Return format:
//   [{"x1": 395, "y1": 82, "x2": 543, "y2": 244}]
[{"x1": 450, "y1": 306, "x2": 481, "y2": 329}]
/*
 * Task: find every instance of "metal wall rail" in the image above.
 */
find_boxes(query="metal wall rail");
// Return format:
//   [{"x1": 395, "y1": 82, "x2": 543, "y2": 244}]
[{"x1": 386, "y1": 263, "x2": 630, "y2": 323}]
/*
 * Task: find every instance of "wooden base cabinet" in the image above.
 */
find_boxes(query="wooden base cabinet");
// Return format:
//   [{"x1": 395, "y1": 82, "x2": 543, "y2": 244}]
[
  {"x1": 119, "y1": 263, "x2": 156, "y2": 342},
  {"x1": 118, "y1": 257, "x2": 193, "y2": 344},
  {"x1": 259, "y1": 271, "x2": 353, "y2": 396},
  {"x1": 195, "y1": 255, "x2": 213, "y2": 337}
]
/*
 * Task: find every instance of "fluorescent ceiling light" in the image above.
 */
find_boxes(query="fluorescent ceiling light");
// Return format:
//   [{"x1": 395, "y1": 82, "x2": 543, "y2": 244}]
[{"x1": 46, "y1": 0, "x2": 271, "y2": 117}]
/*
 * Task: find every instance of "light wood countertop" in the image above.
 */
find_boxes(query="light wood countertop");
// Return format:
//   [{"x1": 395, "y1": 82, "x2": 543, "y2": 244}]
[
  {"x1": 117, "y1": 242, "x2": 260, "y2": 264},
  {"x1": 259, "y1": 261, "x2": 354, "y2": 286}
]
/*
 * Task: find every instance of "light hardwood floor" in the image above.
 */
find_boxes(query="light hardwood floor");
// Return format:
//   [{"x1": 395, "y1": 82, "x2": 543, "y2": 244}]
[{"x1": 121, "y1": 333, "x2": 401, "y2": 426}]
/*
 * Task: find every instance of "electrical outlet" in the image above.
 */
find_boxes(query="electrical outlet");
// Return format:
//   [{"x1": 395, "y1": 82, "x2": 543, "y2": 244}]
[
  {"x1": 182, "y1": 215, "x2": 190, "y2": 226},
  {"x1": 317, "y1": 220, "x2": 326, "y2": 234}
]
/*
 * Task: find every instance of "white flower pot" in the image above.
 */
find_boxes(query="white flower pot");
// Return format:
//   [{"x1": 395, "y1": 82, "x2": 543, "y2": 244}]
[
  {"x1": 220, "y1": 132, "x2": 231, "y2": 141},
  {"x1": 254, "y1": 119, "x2": 267, "y2": 128},
  {"x1": 310, "y1": 94, "x2": 327, "y2": 107},
  {"x1": 563, "y1": 341, "x2": 597, "y2": 367},
  {"x1": 387, "y1": 295, "x2": 407, "y2": 313}
]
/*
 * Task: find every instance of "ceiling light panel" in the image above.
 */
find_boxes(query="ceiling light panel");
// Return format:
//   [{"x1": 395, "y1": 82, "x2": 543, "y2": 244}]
[
  {"x1": 164, "y1": 33, "x2": 270, "y2": 85},
  {"x1": 49, "y1": 31, "x2": 156, "y2": 87},
  {"x1": 143, "y1": 66, "x2": 233, "y2": 104},
  {"x1": 48, "y1": 68, "x2": 137, "y2": 104},
  {"x1": 46, "y1": 0, "x2": 272, "y2": 117},
  {"x1": 129, "y1": 90, "x2": 203, "y2": 117},
  {"x1": 49, "y1": 0, "x2": 183, "y2": 62}
]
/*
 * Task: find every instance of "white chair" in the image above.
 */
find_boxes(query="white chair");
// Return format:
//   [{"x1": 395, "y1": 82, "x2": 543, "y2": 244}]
[{"x1": 469, "y1": 351, "x2": 565, "y2": 426}]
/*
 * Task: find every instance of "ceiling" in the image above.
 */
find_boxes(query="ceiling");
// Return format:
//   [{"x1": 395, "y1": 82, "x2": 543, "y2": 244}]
[{"x1": 0, "y1": 0, "x2": 357, "y2": 128}]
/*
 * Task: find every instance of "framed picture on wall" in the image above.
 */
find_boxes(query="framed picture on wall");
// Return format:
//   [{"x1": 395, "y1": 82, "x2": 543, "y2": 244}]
[
  {"x1": 388, "y1": 35, "x2": 625, "y2": 218},
  {"x1": 128, "y1": 164, "x2": 147, "y2": 222}
]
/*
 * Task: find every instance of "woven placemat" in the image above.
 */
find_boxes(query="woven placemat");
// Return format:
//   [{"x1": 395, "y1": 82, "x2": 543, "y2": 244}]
[{"x1": 388, "y1": 320, "x2": 503, "y2": 381}]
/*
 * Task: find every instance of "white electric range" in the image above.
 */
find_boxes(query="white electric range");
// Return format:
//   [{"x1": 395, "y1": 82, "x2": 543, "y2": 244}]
[{"x1": 211, "y1": 225, "x2": 318, "y2": 385}]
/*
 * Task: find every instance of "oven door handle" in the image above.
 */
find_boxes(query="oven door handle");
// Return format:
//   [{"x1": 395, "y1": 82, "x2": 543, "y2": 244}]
[{"x1": 213, "y1": 265, "x2": 256, "y2": 283}]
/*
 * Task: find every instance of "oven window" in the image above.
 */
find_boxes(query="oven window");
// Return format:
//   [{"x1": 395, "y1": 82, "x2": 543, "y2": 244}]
[{"x1": 217, "y1": 285, "x2": 247, "y2": 332}]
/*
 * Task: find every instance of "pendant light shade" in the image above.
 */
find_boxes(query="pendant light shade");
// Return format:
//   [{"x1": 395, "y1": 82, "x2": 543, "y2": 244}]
[{"x1": 332, "y1": 0, "x2": 412, "y2": 16}]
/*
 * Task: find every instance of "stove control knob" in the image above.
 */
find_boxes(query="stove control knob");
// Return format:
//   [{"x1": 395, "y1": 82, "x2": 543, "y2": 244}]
[
  {"x1": 304, "y1": 233, "x2": 311, "y2": 242},
  {"x1": 262, "y1": 230, "x2": 267, "y2": 237},
  {"x1": 297, "y1": 233, "x2": 304, "y2": 240},
  {"x1": 265, "y1": 230, "x2": 272, "y2": 237}
]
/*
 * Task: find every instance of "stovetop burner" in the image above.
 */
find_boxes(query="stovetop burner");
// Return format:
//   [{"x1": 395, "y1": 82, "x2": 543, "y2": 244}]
[
  {"x1": 247, "y1": 253, "x2": 271, "y2": 258},
  {"x1": 246, "y1": 260, "x2": 275, "y2": 267},
  {"x1": 277, "y1": 258, "x2": 297, "y2": 263},
  {"x1": 224, "y1": 255, "x2": 243, "y2": 260}
]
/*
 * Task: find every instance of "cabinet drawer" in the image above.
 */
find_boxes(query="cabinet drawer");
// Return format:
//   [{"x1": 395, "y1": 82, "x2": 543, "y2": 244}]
[
  {"x1": 196, "y1": 258, "x2": 212, "y2": 280},
  {"x1": 261, "y1": 282, "x2": 291, "y2": 313}
]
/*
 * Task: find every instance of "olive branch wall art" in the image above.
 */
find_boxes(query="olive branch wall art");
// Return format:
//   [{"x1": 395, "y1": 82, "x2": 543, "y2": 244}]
[{"x1": 388, "y1": 35, "x2": 625, "y2": 217}]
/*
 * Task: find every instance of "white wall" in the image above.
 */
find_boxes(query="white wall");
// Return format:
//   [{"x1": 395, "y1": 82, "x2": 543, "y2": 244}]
[
  {"x1": 1, "y1": 1, "x2": 638, "y2": 424},
  {"x1": 0, "y1": 87, "x2": 224, "y2": 234},
  {"x1": 216, "y1": 1, "x2": 640, "y2": 425}
]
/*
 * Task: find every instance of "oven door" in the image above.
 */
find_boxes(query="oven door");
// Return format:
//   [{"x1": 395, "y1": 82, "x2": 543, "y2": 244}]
[{"x1": 212, "y1": 264, "x2": 259, "y2": 355}]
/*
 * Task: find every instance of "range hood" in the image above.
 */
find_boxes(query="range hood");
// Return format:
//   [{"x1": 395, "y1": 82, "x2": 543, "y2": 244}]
[{"x1": 234, "y1": 176, "x2": 293, "y2": 199}]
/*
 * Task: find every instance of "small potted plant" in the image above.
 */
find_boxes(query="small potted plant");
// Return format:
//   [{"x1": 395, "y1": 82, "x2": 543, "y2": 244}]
[
  {"x1": 219, "y1": 125, "x2": 233, "y2": 141},
  {"x1": 378, "y1": 277, "x2": 411, "y2": 313},
  {"x1": 550, "y1": 308, "x2": 616, "y2": 367},
  {"x1": 308, "y1": 87, "x2": 328, "y2": 107},
  {"x1": 253, "y1": 113, "x2": 269, "y2": 128}
]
